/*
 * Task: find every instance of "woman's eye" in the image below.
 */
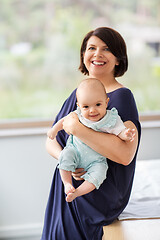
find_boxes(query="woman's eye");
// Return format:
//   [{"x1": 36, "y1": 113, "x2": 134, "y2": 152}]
[
  {"x1": 88, "y1": 47, "x2": 95, "y2": 50},
  {"x1": 104, "y1": 47, "x2": 110, "y2": 51}
]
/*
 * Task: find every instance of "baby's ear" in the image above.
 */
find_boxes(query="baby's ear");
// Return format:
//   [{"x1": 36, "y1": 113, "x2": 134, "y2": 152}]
[
  {"x1": 106, "y1": 97, "x2": 110, "y2": 105},
  {"x1": 76, "y1": 102, "x2": 79, "y2": 107}
]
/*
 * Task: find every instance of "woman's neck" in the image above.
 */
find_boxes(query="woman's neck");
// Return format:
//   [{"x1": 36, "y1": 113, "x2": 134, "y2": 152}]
[
  {"x1": 90, "y1": 74, "x2": 124, "y2": 93},
  {"x1": 105, "y1": 80, "x2": 124, "y2": 93}
]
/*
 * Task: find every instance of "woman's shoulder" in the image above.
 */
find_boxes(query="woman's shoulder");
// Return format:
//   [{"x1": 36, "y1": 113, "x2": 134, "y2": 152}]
[
  {"x1": 107, "y1": 87, "x2": 139, "y2": 124},
  {"x1": 66, "y1": 88, "x2": 77, "y2": 101},
  {"x1": 54, "y1": 89, "x2": 77, "y2": 124},
  {"x1": 117, "y1": 87, "x2": 133, "y2": 97},
  {"x1": 61, "y1": 89, "x2": 77, "y2": 109},
  {"x1": 108, "y1": 87, "x2": 132, "y2": 97},
  {"x1": 108, "y1": 87, "x2": 135, "y2": 106}
]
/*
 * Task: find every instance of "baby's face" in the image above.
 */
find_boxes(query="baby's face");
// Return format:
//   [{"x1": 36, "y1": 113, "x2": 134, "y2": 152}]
[{"x1": 77, "y1": 89, "x2": 108, "y2": 122}]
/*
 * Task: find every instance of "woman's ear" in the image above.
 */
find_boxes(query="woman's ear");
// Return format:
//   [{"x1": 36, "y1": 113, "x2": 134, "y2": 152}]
[{"x1": 115, "y1": 60, "x2": 119, "y2": 66}]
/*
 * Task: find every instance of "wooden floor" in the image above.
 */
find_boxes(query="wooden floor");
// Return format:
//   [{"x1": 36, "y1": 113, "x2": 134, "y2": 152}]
[{"x1": 103, "y1": 219, "x2": 160, "y2": 240}]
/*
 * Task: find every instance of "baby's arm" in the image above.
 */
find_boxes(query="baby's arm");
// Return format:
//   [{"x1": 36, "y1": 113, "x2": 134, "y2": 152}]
[
  {"x1": 118, "y1": 128, "x2": 136, "y2": 142},
  {"x1": 108, "y1": 112, "x2": 136, "y2": 142},
  {"x1": 47, "y1": 111, "x2": 78, "y2": 139},
  {"x1": 47, "y1": 117, "x2": 65, "y2": 140}
]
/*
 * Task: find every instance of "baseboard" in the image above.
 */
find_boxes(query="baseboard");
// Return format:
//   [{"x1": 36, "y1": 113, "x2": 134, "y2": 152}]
[{"x1": 0, "y1": 223, "x2": 42, "y2": 240}]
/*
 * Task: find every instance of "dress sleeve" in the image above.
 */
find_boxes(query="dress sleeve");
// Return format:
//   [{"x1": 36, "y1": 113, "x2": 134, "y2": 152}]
[
  {"x1": 52, "y1": 89, "x2": 77, "y2": 148},
  {"x1": 108, "y1": 88, "x2": 141, "y2": 141}
]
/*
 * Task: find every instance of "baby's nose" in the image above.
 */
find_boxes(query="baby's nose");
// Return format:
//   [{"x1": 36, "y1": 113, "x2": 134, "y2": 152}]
[{"x1": 90, "y1": 107, "x2": 96, "y2": 112}]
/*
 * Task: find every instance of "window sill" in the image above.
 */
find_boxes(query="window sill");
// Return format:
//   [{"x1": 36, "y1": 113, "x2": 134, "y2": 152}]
[
  {"x1": 0, "y1": 119, "x2": 51, "y2": 137},
  {"x1": 0, "y1": 113, "x2": 160, "y2": 137},
  {"x1": 0, "y1": 118, "x2": 52, "y2": 129},
  {"x1": 139, "y1": 112, "x2": 160, "y2": 122}
]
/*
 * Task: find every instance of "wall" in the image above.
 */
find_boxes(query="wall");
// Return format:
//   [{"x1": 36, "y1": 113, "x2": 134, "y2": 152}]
[
  {"x1": 0, "y1": 128, "x2": 55, "y2": 240},
  {"x1": 0, "y1": 121, "x2": 160, "y2": 240},
  {"x1": 137, "y1": 121, "x2": 160, "y2": 160}
]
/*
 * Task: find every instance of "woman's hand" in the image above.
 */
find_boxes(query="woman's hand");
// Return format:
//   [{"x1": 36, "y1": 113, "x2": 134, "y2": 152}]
[
  {"x1": 63, "y1": 112, "x2": 80, "y2": 135},
  {"x1": 72, "y1": 168, "x2": 86, "y2": 181}
]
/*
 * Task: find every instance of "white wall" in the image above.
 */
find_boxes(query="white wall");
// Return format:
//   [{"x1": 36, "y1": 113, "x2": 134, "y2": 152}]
[
  {"x1": 137, "y1": 121, "x2": 160, "y2": 160},
  {"x1": 0, "y1": 121, "x2": 160, "y2": 240},
  {"x1": 0, "y1": 128, "x2": 56, "y2": 240}
]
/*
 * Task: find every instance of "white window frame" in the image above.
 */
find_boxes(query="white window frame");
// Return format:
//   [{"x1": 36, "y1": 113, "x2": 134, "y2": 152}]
[{"x1": 0, "y1": 113, "x2": 160, "y2": 130}]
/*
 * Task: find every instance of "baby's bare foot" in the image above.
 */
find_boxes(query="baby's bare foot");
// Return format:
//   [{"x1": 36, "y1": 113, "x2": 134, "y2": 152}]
[
  {"x1": 66, "y1": 192, "x2": 77, "y2": 202},
  {"x1": 64, "y1": 183, "x2": 75, "y2": 195}
]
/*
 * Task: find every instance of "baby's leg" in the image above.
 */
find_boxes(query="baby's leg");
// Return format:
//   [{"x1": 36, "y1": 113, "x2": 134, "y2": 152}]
[
  {"x1": 60, "y1": 169, "x2": 75, "y2": 195},
  {"x1": 66, "y1": 180, "x2": 95, "y2": 202},
  {"x1": 58, "y1": 144, "x2": 79, "y2": 195}
]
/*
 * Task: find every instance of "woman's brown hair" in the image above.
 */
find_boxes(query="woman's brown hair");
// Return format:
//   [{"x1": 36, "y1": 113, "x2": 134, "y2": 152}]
[{"x1": 79, "y1": 27, "x2": 128, "y2": 77}]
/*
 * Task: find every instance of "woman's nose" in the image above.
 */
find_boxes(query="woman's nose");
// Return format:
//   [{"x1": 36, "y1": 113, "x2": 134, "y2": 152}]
[{"x1": 94, "y1": 49, "x2": 103, "y2": 57}]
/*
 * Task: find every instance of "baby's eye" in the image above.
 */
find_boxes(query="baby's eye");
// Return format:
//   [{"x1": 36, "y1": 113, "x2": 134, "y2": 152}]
[
  {"x1": 83, "y1": 105, "x2": 89, "y2": 109},
  {"x1": 96, "y1": 103, "x2": 101, "y2": 106}
]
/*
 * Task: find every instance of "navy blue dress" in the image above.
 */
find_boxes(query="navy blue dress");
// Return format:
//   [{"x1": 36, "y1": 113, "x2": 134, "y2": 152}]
[{"x1": 41, "y1": 88, "x2": 141, "y2": 240}]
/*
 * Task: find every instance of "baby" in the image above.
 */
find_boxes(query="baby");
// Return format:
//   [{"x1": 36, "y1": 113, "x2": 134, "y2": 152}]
[{"x1": 47, "y1": 78, "x2": 135, "y2": 202}]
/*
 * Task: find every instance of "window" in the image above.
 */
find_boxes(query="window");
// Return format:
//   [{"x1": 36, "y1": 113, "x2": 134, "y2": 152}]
[{"x1": 1, "y1": 0, "x2": 160, "y2": 121}]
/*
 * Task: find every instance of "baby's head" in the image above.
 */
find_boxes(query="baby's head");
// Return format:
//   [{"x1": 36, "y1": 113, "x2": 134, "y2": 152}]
[{"x1": 76, "y1": 78, "x2": 109, "y2": 122}]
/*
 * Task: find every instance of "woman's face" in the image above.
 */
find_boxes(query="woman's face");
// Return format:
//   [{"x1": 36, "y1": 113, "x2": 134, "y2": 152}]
[{"x1": 83, "y1": 36, "x2": 119, "y2": 78}]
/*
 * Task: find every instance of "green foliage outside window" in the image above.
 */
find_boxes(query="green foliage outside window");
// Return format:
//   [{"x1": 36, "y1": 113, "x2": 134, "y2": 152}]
[{"x1": 0, "y1": 0, "x2": 160, "y2": 119}]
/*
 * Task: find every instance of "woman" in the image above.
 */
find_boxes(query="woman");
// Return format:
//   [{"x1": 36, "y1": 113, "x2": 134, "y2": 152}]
[{"x1": 41, "y1": 27, "x2": 141, "y2": 240}]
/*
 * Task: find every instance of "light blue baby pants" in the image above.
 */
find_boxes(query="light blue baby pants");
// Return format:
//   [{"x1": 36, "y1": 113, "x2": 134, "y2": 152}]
[{"x1": 58, "y1": 135, "x2": 108, "y2": 189}]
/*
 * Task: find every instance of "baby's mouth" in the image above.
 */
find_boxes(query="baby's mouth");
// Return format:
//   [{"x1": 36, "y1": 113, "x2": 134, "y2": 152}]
[{"x1": 89, "y1": 114, "x2": 99, "y2": 118}]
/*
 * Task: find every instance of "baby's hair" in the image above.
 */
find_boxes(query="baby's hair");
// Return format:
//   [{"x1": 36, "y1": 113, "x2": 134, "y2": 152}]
[{"x1": 76, "y1": 78, "x2": 107, "y2": 100}]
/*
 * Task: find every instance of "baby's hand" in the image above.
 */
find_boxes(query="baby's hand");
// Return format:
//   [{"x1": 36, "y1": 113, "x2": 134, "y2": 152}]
[
  {"x1": 68, "y1": 112, "x2": 79, "y2": 120},
  {"x1": 63, "y1": 112, "x2": 79, "y2": 135},
  {"x1": 47, "y1": 128, "x2": 56, "y2": 140},
  {"x1": 124, "y1": 128, "x2": 136, "y2": 142}
]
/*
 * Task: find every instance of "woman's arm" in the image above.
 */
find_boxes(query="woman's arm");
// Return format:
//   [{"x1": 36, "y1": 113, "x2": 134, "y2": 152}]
[
  {"x1": 46, "y1": 113, "x2": 77, "y2": 160},
  {"x1": 63, "y1": 114, "x2": 138, "y2": 166}
]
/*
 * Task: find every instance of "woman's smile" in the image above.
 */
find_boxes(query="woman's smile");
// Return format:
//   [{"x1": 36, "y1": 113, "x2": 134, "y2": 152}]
[{"x1": 91, "y1": 60, "x2": 106, "y2": 66}]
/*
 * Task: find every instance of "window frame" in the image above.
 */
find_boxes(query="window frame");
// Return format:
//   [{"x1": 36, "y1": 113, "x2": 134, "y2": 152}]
[{"x1": 0, "y1": 113, "x2": 160, "y2": 130}]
